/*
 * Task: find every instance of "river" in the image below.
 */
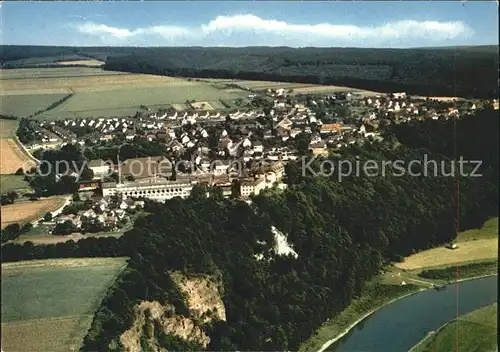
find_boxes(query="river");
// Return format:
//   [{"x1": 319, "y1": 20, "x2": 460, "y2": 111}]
[{"x1": 328, "y1": 275, "x2": 498, "y2": 352}]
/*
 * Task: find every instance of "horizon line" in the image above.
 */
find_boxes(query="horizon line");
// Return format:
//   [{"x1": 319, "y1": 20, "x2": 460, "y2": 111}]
[{"x1": 0, "y1": 44, "x2": 498, "y2": 50}]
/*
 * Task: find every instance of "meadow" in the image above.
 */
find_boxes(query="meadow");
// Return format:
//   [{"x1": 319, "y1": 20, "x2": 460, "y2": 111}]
[
  {"x1": 56, "y1": 59, "x2": 105, "y2": 67},
  {"x1": 0, "y1": 67, "x2": 127, "y2": 80},
  {"x1": 39, "y1": 83, "x2": 249, "y2": 120},
  {"x1": 1, "y1": 67, "x2": 251, "y2": 120},
  {"x1": 0, "y1": 119, "x2": 19, "y2": 138},
  {"x1": 395, "y1": 217, "x2": 498, "y2": 271},
  {"x1": 0, "y1": 174, "x2": 32, "y2": 194},
  {"x1": 1, "y1": 258, "x2": 128, "y2": 352},
  {"x1": 0, "y1": 93, "x2": 70, "y2": 117},
  {"x1": 197, "y1": 77, "x2": 380, "y2": 97}
]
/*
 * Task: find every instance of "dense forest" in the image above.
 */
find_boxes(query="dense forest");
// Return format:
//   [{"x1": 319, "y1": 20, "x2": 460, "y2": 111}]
[
  {"x1": 2, "y1": 108, "x2": 498, "y2": 351},
  {"x1": 1, "y1": 45, "x2": 498, "y2": 98},
  {"x1": 100, "y1": 46, "x2": 499, "y2": 98}
]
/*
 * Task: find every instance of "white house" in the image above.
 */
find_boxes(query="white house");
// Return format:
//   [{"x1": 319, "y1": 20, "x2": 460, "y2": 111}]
[
  {"x1": 242, "y1": 138, "x2": 252, "y2": 148},
  {"x1": 253, "y1": 141, "x2": 264, "y2": 153},
  {"x1": 89, "y1": 159, "x2": 110, "y2": 179}
]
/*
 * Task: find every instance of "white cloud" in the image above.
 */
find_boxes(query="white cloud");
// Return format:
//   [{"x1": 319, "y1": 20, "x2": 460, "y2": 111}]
[
  {"x1": 78, "y1": 23, "x2": 134, "y2": 39},
  {"x1": 75, "y1": 14, "x2": 474, "y2": 46},
  {"x1": 77, "y1": 22, "x2": 191, "y2": 41}
]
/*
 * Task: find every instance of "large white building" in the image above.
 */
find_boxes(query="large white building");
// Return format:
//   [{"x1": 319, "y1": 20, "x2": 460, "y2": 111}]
[
  {"x1": 102, "y1": 180, "x2": 193, "y2": 201},
  {"x1": 240, "y1": 177, "x2": 267, "y2": 198}
]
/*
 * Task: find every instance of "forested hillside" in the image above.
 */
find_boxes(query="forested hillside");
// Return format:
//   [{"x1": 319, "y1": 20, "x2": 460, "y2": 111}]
[
  {"x1": 1, "y1": 45, "x2": 498, "y2": 98},
  {"x1": 2, "y1": 108, "x2": 497, "y2": 351},
  {"x1": 100, "y1": 46, "x2": 498, "y2": 98}
]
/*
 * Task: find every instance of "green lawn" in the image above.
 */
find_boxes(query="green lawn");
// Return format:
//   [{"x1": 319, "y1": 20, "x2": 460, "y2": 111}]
[
  {"x1": 1, "y1": 258, "x2": 128, "y2": 352},
  {"x1": 412, "y1": 304, "x2": 497, "y2": 352},
  {"x1": 457, "y1": 217, "x2": 498, "y2": 242},
  {"x1": 0, "y1": 174, "x2": 31, "y2": 194},
  {"x1": 0, "y1": 119, "x2": 19, "y2": 138}
]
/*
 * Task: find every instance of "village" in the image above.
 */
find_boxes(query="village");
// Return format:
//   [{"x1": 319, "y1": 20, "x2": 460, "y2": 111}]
[{"x1": 10, "y1": 88, "x2": 492, "y2": 237}]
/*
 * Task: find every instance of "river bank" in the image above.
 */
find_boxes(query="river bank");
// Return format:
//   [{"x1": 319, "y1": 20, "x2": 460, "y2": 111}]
[
  {"x1": 302, "y1": 218, "x2": 498, "y2": 352},
  {"x1": 300, "y1": 270, "x2": 498, "y2": 352},
  {"x1": 409, "y1": 303, "x2": 498, "y2": 352},
  {"x1": 299, "y1": 282, "x2": 422, "y2": 352}
]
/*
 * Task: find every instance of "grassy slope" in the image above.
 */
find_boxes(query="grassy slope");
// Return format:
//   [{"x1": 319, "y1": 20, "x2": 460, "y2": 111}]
[
  {"x1": 1, "y1": 258, "x2": 128, "y2": 352},
  {"x1": 457, "y1": 217, "x2": 499, "y2": 242},
  {"x1": 411, "y1": 304, "x2": 497, "y2": 352},
  {"x1": 395, "y1": 217, "x2": 498, "y2": 271}
]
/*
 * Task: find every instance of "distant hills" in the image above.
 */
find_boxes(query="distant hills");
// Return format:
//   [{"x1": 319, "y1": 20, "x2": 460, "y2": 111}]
[{"x1": 1, "y1": 45, "x2": 498, "y2": 98}]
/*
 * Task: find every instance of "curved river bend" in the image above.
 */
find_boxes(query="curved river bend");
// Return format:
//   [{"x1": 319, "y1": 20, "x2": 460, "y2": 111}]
[{"x1": 328, "y1": 276, "x2": 497, "y2": 352}]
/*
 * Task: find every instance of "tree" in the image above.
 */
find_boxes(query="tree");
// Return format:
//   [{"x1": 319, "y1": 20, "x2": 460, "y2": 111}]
[
  {"x1": 295, "y1": 133, "x2": 312, "y2": 155},
  {"x1": 53, "y1": 220, "x2": 78, "y2": 236},
  {"x1": 1, "y1": 223, "x2": 21, "y2": 243},
  {"x1": 6, "y1": 191, "x2": 19, "y2": 204},
  {"x1": 15, "y1": 167, "x2": 24, "y2": 175}
]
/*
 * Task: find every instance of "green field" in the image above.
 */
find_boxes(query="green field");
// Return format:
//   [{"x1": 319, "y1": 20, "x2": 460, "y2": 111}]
[
  {"x1": 0, "y1": 67, "x2": 127, "y2": 80},
  {"x1": 1, "y1": 258, "x2": 128, "y2": 352},
  {"x1": 0, "y1": 93, "x2": 70, "y2": 118},
  {"x1": 0, "y1": 119, "x2": 19, "y2": 138},
  {"x1": 457, "y1": 217, "x2": 499, "y2": 242},
  {"x1": 411, "y1": 304, "x2": 497, "y2": 352},
  {"x1": 2, "y1": 67, "x2": 251, "y2": 120},
  {"x1": 0, "y1": 174, "x2": 31, "y2": 194},
  {"x1": 38, "y1": 84, "x2": 250, "y2": 120}
]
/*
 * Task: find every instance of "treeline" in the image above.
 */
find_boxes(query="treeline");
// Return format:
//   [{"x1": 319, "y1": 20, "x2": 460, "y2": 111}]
[
  {"x1": 419, "y1": 261, "x2": 498, "y2": 281},
  {"x1": 1, "y1": 109, "x2": 497, "y2": 350},
  {"x1": 1, "y1": 223, "x2": 33, "y2": 244},
  {"x1": 29, "y1": 93, "x2": 74, "y2": 118},
  {"x1": 1, "y1": 236, "x2": 126, "y2": 260},
  {"x1": 2, "y1": 45, "x2": 497, "y2": 97},
  {"x1": 17, "y1": 118, "x2": 37, "y2": 144},
  {"x1": 0, "y1": 115, "x2": 18, "y2": 120},
  {"x1": 101, "y1": 46, "x2": 498, "y2": 98}
]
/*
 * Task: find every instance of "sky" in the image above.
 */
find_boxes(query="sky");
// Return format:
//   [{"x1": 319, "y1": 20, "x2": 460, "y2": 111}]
[{"x1": 1, "y1": 1, "x2": 498, "y2": 48}]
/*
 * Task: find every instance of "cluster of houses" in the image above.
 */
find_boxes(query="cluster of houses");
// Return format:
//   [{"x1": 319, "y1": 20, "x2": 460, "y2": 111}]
[{"x1": 24, "y1": 90, "x2": 493, "y2": 204}]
